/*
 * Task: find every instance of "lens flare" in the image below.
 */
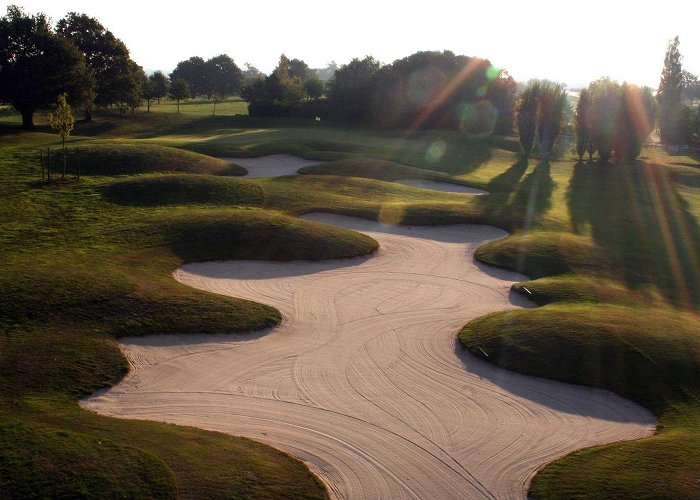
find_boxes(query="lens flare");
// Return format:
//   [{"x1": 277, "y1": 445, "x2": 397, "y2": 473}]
[{"x1": 425, "y1": 141, "x2": 447, "y2": 164}]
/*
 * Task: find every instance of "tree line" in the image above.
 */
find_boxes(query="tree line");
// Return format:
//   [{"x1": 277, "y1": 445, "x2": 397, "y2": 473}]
[
  {"x1": 514, "y1": 37, "x2": 700, "y2": 164},
  {"x1": 241, "y1": 51, "x2": 517, "y2": 135},
  {"x1": 2, "y1": 4, "x2": 699, "y2": 158}
]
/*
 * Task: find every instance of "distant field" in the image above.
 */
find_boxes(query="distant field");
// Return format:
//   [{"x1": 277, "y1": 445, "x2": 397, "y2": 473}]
[
  {"x1": 1, "y1": 109, "x2": 700, "y2": 498},
  {"x1": 148, "y1": 97, "x2": 248, "y2": 116}
]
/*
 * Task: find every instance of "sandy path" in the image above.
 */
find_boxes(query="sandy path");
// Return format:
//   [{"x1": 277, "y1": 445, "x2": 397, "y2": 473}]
[
  {"x1": 226, "y1": 154, "x2": 324, "y2": 177},
  {"x1": 82, "y1": 214, "x2": 655, "y2": 499}
]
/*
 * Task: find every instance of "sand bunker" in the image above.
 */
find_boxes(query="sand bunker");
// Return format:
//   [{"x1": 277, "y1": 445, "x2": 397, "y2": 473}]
[
  {"x1": 394, "y1": 178, "x2": 488, "y2": 195},
  {"x1": 226, "y1": 154, "x2": 323, "y2": 178},
  {"x1": 83, "y1": 214, "x2": 655, "y2": 499},
  {"x1": 228, "y1": 156, "x2": 487, "y2": 197}
]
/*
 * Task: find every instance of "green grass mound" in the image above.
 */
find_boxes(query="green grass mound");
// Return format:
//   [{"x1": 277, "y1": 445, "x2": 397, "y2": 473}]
[
  {"x1": 475, "y1": 231, "x2": 609, "y2": 278},
  {"x1": 459, "y1": 305, "x2": 700, "y2": 498},
  {"x1": 511, "y1": 275, "x2": 661, "y2": 307},
  {"x1": 530, "y1": 404, "x2": 700, "y2": 499},
  {"x1": 50, "y1": 143, "x2": 244, "y2": 176},
  {"x1": 102, "y1": 175, "x2": 263, "y2": 206},
  {"x1": 299, "y1": 158, "x2": 474, "y2": 186},
  {"x1": 460, "y1": 304, "x2": 700, "y2": 413},
  {"x1": 156, "y1": 208, "x2": 379, "y2": 262},
  {"x1": 0, "y1": 418, "x2": 175, "y2": 498}
]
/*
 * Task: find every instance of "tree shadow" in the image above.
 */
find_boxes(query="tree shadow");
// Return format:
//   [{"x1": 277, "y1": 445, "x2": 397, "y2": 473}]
[
  {"x1": 476, "y1": 157, "x2": 529, "y2": 214},
  {"x1": 513, "y1": 160, "x2": 555, "y2": 229},
  {"x1": 567, "y1": 161, "x2": 700, "y2": 309},
  {"x1": 475, "y1": 157, "x2": 554, "y2": 231}
]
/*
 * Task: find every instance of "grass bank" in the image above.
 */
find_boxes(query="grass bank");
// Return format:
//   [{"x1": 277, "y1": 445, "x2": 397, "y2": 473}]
[{"x1": 2, "y1": 110, "x2": 700, "y2": 497}]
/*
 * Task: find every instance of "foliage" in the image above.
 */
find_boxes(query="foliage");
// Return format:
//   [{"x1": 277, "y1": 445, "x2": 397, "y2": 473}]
[
  {"x1": 325, "y1": 56, "x2": 382, "y2": 123},
  {"x1": 47, "y1": 93, "x2": 75, "y2": 177},
  {"x1": 168, "y1": 78, "x2": 190, "y2": 113},
  {"x1": 367, "y1": 51, "x2": 507, "y2": 132},
  {"x1": 47, "y1": 93, "x2": 75, "y2": 145},
  {"x1": 536, "y1": 82, "x2": 568, "y2": 159},
  {"x1": 149, "y1": 71, "x2": 169, "y2": 102},
  {"x1": 57, "y1": 12, "x2": 143, "y2": 118},
  {"x1": 169, "y1": 56, "x2": 206, "y2": 97},
  {"x1": 575, "y1": 88, "x2": 592, "y2": 160},
  {"x1": 241, "y1": 55, "x2": 311, "y2": 115},
  {"x1": 489, "y1": 70, "x2": 517, "y2": 135},
  {"x1": 0, "y1": 5, "x2": 93, "y2": 129},
  {"x1": 658, "y1": 36, "x2": 685, "y2": 144},
  {"x1": 577, "y1": 78, "x2": 656, "y2": 163},
  {"x1": 516, "y1": 81, "x2": 539, "y2": 154},
  {"x1": 202, "y1": 54, "x2": 242, "y2": 101}
]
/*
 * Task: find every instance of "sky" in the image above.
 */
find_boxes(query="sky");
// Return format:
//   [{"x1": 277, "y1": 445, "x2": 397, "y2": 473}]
[{"x1": 6, "y1": 0, "x2": 700, "y2": 89}]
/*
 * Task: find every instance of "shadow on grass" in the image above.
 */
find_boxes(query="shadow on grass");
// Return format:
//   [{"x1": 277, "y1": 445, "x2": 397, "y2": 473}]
[
  {"x1": 475, "y1": 157, "x2": 554, "y2": 230},
  {"x1": 567, "y1": 160, "x2": 700, "y2": 309}
]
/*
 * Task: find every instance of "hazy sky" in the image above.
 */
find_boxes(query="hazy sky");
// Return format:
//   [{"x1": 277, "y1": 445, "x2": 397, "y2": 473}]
[{"x1": 7, "y1": 0, "x2": 700, "y2": 88}]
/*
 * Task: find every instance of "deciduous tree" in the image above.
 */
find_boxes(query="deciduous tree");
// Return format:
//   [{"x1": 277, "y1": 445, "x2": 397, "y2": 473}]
[
  {"x1": 0, "y1": 5, "x2": 93, "y2": 129},
  {"x1": 57, "y1": 12, "x2": 140, "y2": 120},
  {"x1": 169, "y1": 78, "x2": 190, "y2": 113},
  {"x1": 47, "y1": 93, "x2": 74, "y2": 178}
]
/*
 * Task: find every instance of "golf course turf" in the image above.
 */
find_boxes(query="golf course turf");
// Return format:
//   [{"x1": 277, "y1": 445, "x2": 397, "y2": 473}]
[{"x1": 1, "y1": 110, "x2": 699, "y2": 498}]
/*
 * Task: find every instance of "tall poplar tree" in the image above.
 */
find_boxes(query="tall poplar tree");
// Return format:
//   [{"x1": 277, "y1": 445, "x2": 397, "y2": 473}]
[{"x1": 657, "y1": 36, "x2": 684, "y2": 144}]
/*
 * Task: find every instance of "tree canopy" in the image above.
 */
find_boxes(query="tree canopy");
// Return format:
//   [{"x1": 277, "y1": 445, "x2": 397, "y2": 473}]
[
  {"x1": 57, "y1": 12, "x2": 143, "y2": 119},
  {"x1": 0, "y1": 5, "x2": 93, "y2": 129}
]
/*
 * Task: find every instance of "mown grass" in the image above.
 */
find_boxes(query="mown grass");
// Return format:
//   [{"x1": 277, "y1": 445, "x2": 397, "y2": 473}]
[{"x1": 2, "y1": 109, "x2": 700, "y2": 498}]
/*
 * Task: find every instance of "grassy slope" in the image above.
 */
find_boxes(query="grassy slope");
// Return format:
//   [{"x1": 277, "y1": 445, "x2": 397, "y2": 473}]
[
  {"x1": 3, "y1": 110, "x2": 700, "y2": 497},
  {"x1": 2, "y1": 120, "x2": 500, "y2": 497}
]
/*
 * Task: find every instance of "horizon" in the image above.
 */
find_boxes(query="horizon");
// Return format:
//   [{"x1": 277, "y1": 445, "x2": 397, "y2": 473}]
[{"x1": 6, "y1": 1, "x2": 700, "y2": 89}]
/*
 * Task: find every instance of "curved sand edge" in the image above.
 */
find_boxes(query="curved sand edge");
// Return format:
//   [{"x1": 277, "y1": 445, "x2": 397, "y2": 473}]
[
  {"x1": 82, "y1": 213, "x2": 655, "y2": 499},
  {"x1": 227, "y1": 156, "x2": 489, "y2": 196},
  {"x1": 225, "y1": 154, "x2": 324, "y2": 178}
]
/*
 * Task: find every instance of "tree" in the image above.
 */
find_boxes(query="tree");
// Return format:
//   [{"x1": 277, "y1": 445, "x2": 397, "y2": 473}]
[
  {"x1": 169, "y1": 78, "x2": 190, "y2": 113},
  {"x1": 316, "y1": 61, "x2": 338, "y2": 81},
  {"x1": 588, "y1": 78, "x2": 620, "y2": 163},
  {"x1": 614, "y1": 83, "x2": 655, "y2": 162},
  {"x1": 488, "y1": 70, "x2": 517, "y2": 135},
  {"x1": 536, "y1": 83, "x2": 568, "y2": 160},
  {"x1": 575, "y1": 78, "x2": 655, "y2": 164},
  {"x1": 240, "y1": 55, "x2": 309, "y2": 115},
  {"x1": 0, "y1": 5, "x2": 93, "y2": 129},
  {"x1": 142, "y1": 78, "x2": 157, "y2": 112},
  {"x1": 57, "y1": 12, "x2": 139, "y2": 120},
  {"x1": 304, "y1": 76, "x2": 324, "y2": 100},
  {"x1": 289, "y1": 58, "x2": 311, "y2": 80},
  {"x1": 47, "y1": 93, "x2": 74, "y2": 179},
  {"x1": 575, "y1": 88, "x2": 592, "y2": 161},
  {"x1": 150, "y1": 71, "x2": 169, "y2": 103},
  {"x1": 516, "y1": 81, "x2": 539, "y2": 155},
  {"x1": 326, "y1": 56, "x2": 382, "y2": 122},
  {"x1": 243, "y1": 62, "x2": 263, "y2": 81},
  {"x1": 202, "y1": 54, "x2": 242, "y2": 113},
  {"x1": 170, "y1": 56, "x2": 206, "y2": 98},
  {"x1": 657, "y1": 36, "x2": 684, "y2": 144}
]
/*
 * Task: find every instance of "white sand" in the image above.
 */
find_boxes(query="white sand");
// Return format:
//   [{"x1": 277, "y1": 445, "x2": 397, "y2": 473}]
[
  {"x1": 228, "y1": 156, "x2": 488, "y2": 198},
  {"x1": 82, "y1": 213, "x2": 655, "y2": 499},
  {"x1": 226, "y1": 154, "x2": 323, "y2": 178},
  {"x1": 394, "y1": 178, "x2": 488, "y2": 195}
]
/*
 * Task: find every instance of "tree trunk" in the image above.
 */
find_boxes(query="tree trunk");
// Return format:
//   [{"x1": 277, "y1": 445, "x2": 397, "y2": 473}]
[
  {"x1": 177, "y1": 99, "x2": 180, "y2": 113},
  {"x1": 83, "y1": 109, "x2": 93, "y2": 122},
  {"x1": 62, "y1": 137, "x2": 67, "y2": 180},
  {"x1": 147, "y1": 99, "x2": 151, "y2": 112},
  {"x1": 21, "y1": 109, "x2": 34, "y2": 130}
]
